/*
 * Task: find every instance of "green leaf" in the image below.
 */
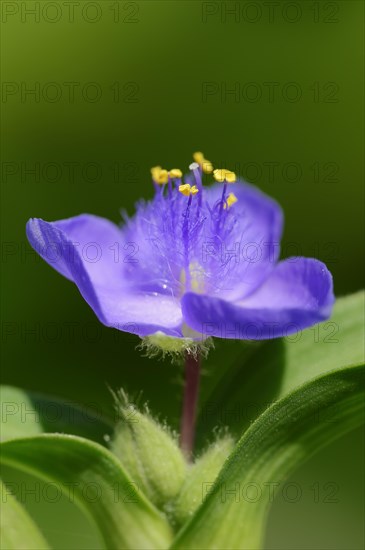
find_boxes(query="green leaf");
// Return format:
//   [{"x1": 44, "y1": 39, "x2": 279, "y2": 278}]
[
  {"x1": 171, "y1": 364, "x2": 364, "y2": 549},
  {"x1": 0, "y1": 434, "x2": 173, "y2": 550},
  {"x1": 0, "y1": 479, "x2": 50, "y2": 549},
  {"x1": 3, "y1": 294, "x2": 363, "y2": 550},
  {"x1": 169, "y1": 292, "x2": 365, "y2": 548},
  {"x1": 0, "y1": 385, "x2": 113, "y2": 444},
  {"x1": 198, "y1": 291, "x2": 365, "y2": 437}
]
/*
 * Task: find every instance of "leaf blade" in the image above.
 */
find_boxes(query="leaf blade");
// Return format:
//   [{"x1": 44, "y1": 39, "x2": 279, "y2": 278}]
[
  {"x1": 172, "y1": 364, "x2": 365, "y2": 549},
  {"x1": 198, "y1": 291, "x2": 365, "y2": 437},
  {"x1": 0, "y1": 434, "x2": 173, "y2": 550},
  {"x1": 0, "y1": 479, "x2": 50, "y2": 550},
  {"x1": 0, "y1": 385, "x2": 113, "y2": 444}
]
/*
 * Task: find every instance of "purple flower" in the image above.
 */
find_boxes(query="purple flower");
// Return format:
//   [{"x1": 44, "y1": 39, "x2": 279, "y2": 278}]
[{"x1": 26, "y1": 155, "x2": 334, "y2": 342}]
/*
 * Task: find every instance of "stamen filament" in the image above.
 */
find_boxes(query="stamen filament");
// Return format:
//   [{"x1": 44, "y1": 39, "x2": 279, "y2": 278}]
[
  {"x1": 190, "y1": 162, "x2": 203, "y2": 207},
  {"x1": 151, "y1": 166, "x2": 169, "y2": 195},
  {"x1": 182, "y1": 195, "x2": 193, "y2": 290},
  {"x1": 213, "y1": 168, "x2": 237, "y2": 237},
  {"x1": 179, "y1": 184, "x2": 199, "y2": 290},
  {"x1": 219, "y1": 182, "x2": 228, "y2": 218}
]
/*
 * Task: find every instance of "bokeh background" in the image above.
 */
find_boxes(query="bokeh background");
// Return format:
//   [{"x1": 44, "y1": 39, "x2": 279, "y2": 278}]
[{"x1": 1, "y1": 1, "x2": 364, "y2": 548}]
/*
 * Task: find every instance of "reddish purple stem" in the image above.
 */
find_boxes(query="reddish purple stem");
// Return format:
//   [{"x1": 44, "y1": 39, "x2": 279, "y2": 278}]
[{"x1": 180, "y1": 352, "x2": 201, "y2": 460}]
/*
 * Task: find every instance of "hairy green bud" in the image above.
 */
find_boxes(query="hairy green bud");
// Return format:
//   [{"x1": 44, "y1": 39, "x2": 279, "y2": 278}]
[
  {"x1": 110, "y1": 392, "x2": 187, "y2": 510},
  {"x1": 171, "y1": 435, "x2": 235, "y2": 526}
]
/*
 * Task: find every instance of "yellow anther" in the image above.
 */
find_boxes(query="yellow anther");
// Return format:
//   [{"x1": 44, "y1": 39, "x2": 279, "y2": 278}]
[
  {"x1": 201, "y1": 160, "x2": 213, "y2": 174},
  {"x1": 213, "y1": 168, "x2": 236, "y2": 183},
  {"x1": 224, "y1": 192, "x2": 238, "y2": 209},
  {"x1": 225, "y1": 171, "x2": 236, "y2": 183},
  {"x1": 193, "y1": 152, "x2": 204, "y2": 163},
  {"x1": 179, "y1": 184, "x2": 191, "y2": 196},
  {"x1": 151, "y1": 166, "x2": 161, "y2": 177},
  {"x1": 213, "y1": 169, "x2": 226, "y2": 182},
  {"x1": 193, "y1": 151, "x2": 214, "y2": 174},
  {"x1": 169, "y1": 169, "x2": 183, "y2": 179},
  {"x1": 179, "y1": 184, "x2": 199, "y2": 197},
  {"x1": 151, "y1": 166, "x2": 169, "y2": 184},
  {"x1": 157, "y1": 170, "x2": 169, "y2": 184}
]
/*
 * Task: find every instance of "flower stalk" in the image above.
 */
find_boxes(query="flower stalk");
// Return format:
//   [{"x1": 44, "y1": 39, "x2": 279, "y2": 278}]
[{"x1": 180, "y1": 351, "x2": 201, "y2": 460}]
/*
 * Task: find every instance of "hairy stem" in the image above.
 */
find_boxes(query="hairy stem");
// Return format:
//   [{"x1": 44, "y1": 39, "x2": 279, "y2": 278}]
[{"x1": 180, "y1": 352, "x2": 201, "y2": 460}]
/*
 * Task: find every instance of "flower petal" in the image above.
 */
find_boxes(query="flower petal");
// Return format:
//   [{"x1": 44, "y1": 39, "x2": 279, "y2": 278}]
[
  {"x1": 27, "y1": 217, "x2": 183, "y2": 337},
  {"x1": 204, "y1": 181, "x2": 283, "y2": 299},
  {"x1": 182, "y1": 258, "x2": 334, "y2": 340},
  {"x1": 26, "y1": 214, "x2": 124, "y2": 284}
]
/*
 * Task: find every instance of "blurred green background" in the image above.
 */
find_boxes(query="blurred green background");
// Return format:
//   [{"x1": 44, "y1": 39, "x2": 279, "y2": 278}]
[{"x1": 1, "y1": 1, "x2": 364, "y2": 548}]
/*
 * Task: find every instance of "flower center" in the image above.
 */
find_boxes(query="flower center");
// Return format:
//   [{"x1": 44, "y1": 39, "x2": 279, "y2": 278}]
[
  {"x1": 179, "y1": 261, "x2": 206, "y2": 295},
  {"x1": 140, "y1": 153, "x2": 240, "y2": 298}
]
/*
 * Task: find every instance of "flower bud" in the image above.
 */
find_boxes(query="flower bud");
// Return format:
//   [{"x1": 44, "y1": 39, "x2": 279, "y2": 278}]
[
  {"x1": 171, "y1": 435, "x2": 234, "y2": 525},
  {"x1": 111, "y1": 396, "x2": 187, "y2": 510}
]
